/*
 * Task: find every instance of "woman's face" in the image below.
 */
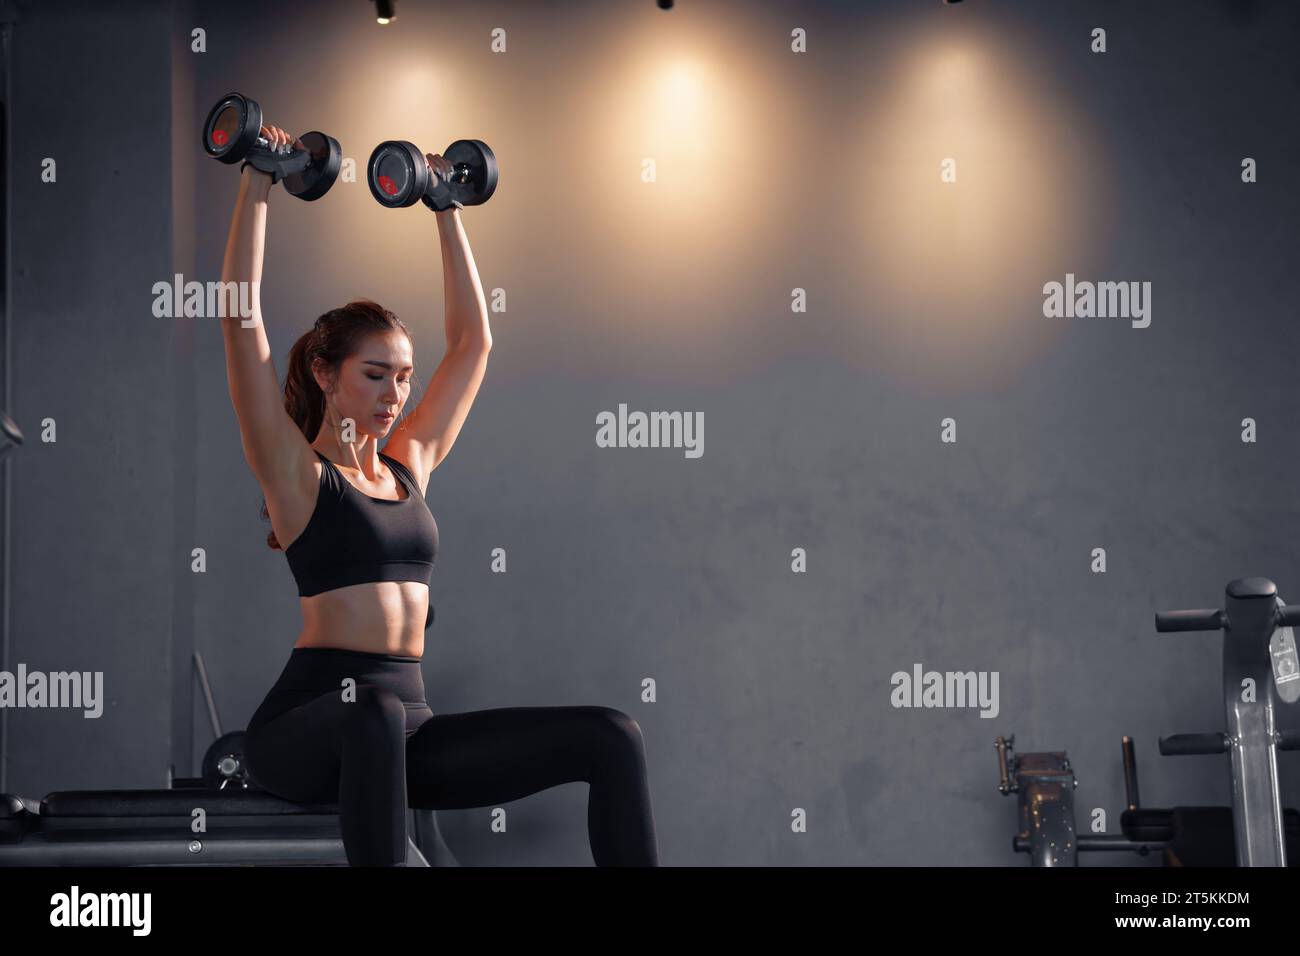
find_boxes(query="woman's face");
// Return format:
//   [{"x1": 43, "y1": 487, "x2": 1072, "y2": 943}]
[{"x1": 325, "y1": 330, "x2": 414, "y2": 438}]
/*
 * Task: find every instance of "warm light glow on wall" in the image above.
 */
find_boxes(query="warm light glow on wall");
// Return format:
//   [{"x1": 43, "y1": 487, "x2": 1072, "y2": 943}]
[
  {"x1": 561, "y1": 24, "x2": 783, "y2": 362},
  {"x1": 842, "y1": 31, "x2": 1114, "y2": 391},
  {"x1": 238, "y1": 8, "x2": 1113, "y2": 388},
  {"x1": 655, "y1": 61, "x2": 703, "y2": 127}
]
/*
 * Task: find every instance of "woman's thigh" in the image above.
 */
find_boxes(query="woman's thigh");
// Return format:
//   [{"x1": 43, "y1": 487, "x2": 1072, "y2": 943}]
[
  {"x1": 404, "y1": 705, "x2": 634, "y2": 809},
  {"x1": 243, "y1": 690, "x2": 354, "y2": 803}
]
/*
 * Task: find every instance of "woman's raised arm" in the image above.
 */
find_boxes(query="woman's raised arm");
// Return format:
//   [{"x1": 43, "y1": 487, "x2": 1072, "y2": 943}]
[{"x1": 219, "y1": 129, "x2": 307, "y2": 486}]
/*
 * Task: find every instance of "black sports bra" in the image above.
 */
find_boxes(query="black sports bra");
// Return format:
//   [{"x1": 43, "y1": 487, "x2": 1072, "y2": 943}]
[{"x1": 284, "y1": 450, "x2": 440, "y2": 626}]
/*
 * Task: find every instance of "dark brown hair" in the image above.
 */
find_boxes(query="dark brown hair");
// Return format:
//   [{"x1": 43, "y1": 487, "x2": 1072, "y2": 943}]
[{"x1": 260, "y1": 299, "x2": 416, "y2": 550}]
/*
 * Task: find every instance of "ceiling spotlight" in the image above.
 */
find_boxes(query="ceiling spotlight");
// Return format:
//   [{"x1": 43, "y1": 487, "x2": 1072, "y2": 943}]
[{"x1": 375, "y1": 0, "x2": 395, "y2": 24}]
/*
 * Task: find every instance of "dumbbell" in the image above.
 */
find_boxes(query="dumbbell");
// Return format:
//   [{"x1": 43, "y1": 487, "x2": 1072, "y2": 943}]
[
  {"x1": 202, "y1": 92, "x2": 342, "y2": 201},
  {"x1": 201, "y1": 731, "x2": 250, "y2": 790},
  {"x1": 367, "y1": 139, "x2": 498, "y2": 211}
]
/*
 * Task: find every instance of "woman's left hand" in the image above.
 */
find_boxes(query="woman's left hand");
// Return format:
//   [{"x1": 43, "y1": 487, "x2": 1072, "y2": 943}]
[{"x1": 425, "y1": 153, "x2": 454, "y2": 185}]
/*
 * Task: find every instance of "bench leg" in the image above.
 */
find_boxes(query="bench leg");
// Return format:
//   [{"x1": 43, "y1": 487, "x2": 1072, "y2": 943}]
[{"x1": 410, "y1": 808, "x2": 460, "y2": 867}]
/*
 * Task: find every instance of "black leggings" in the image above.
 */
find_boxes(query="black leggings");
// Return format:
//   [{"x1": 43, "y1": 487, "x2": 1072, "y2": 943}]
[{"x1": 242, "y1": 647, "x2": 659, "y2": 866}]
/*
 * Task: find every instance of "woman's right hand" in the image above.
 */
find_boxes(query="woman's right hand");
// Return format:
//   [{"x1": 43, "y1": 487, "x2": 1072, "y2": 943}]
[
  {"x1": 240, "y1": 125, "x2": 306, "y2": 192},
  {"x1": 260, "y1": 124, "x2": 304, "y2": 155}
]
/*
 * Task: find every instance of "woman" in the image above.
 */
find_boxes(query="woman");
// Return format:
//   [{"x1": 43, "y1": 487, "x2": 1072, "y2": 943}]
[{"x1": 223, "y1": 124, "x2": 659, "y2": 866}]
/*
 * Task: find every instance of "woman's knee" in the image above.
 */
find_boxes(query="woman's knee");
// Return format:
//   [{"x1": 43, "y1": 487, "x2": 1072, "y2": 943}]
[{"x1": 582, "y1": 706, "x2": 647, "y2": 758}]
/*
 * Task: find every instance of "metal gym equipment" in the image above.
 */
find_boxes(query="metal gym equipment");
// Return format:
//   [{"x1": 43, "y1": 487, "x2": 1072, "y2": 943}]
[{"x1": 994, "y1": 576, "x2": 1300, "y2": 866}]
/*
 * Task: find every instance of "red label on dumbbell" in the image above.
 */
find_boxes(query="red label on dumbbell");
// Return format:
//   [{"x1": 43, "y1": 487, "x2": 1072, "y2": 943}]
[
  {"x1": 378, "y1": 175, "x2": 398, "y2": 196},
  {"x1": 212, "y1": 129, "x2": 228, "y2": 146}
]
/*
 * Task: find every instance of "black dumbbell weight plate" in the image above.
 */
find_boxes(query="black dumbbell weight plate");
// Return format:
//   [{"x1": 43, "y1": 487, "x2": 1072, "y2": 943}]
[
  {"x1": 283, "y1": 131, "x2": 343, "y2": 201},
  {"x1": 201, "y1": 731, "x2": 248, "y2": 788},
  {"x1": 444, "y1": 139, "x2": 498, "y2": 206},
  {"x1": 203, "y1": 92, "x2": 262, "y2": 165},
  {"x1": 368, "y1": 140, "x2": 429, "y2": 208}
]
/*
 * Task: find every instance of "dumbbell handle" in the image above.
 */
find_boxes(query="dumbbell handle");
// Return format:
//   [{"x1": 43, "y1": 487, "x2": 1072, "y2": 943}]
[
  {"x1": 253, "y1": 134, "x2": 296, "y2": 154},
  {"x1": 420, "y1": 162, "x2": 475, "y2": 196},
  {"x1": 444, "y1": 163, "x2": 474, "y2": 185},
  {"x1": 244, "y1": 136, "x2": 312, "y2": 182},
  {"x1": 419, "y1": 162, "x2": 474, "y2": 212}
]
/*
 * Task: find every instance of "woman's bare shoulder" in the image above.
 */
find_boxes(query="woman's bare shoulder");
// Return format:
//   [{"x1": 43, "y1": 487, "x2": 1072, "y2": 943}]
[{"x1": 258, "y1": 443, "x2": 325, "y2": 509}]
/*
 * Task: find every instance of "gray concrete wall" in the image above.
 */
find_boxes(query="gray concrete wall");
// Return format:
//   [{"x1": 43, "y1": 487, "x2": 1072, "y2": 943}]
[
  {"x1": 3, "y1": 0, "x2": 1299, "y2": 866},
  {"x1": 3, "y1": 0, "x2": 177, "y2": 798}
]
